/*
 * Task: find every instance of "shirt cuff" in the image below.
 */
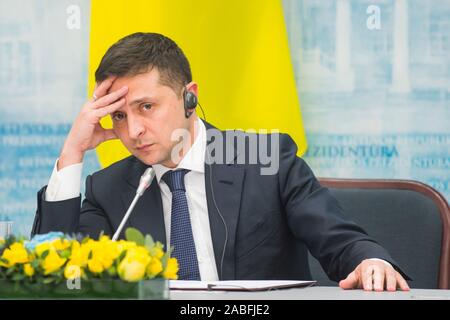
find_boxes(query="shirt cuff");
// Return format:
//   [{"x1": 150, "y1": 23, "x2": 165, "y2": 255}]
[
  {"x1": 368, "y1": 258, "x2": 393, "y2": 268},
  {"x1": 45, "y1": 159, "x2": 83, "y2": 201}
]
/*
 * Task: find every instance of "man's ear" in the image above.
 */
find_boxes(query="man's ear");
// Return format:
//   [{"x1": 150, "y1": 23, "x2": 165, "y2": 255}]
[{"x1": 185, "y1": 82, "x2": 198, "y2": 97}]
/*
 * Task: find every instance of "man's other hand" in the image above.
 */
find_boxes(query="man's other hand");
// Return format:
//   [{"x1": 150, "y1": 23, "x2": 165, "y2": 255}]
[{"x1": 339, "y1": 259, "x2": 410, "y2": 291}]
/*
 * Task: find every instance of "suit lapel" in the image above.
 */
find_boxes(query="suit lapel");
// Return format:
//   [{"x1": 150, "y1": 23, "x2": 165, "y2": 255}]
[
  {"x1": 204, "y1": 122, "x2": 245, "y2": 280},
  {"x1": 205, "y1": 163, "x2": 244, "y2": 280},
  {"x1": 120, "y1": 159, "x2": 166, "y2": 248}
]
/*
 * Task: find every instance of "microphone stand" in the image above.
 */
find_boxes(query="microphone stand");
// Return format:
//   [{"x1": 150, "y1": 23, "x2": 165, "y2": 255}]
[{"x1": 112, "y1": 167, "x2": 155, "y2": 241}]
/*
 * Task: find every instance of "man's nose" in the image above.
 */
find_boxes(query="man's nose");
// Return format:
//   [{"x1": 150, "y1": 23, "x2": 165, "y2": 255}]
[{"x1": 127, "y1": 115, "x2": 145, "y2": 139}]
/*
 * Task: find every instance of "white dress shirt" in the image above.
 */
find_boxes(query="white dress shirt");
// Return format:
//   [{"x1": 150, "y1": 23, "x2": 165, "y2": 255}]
[
  {"x1": 152, "y1": 120, "x2": 219, "y2": 281},
  {"x1": 46, "y1": 119, "x2": 219, "y2": 281}
]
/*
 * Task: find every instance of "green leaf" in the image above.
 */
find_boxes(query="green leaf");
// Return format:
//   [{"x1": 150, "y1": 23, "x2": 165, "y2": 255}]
[
  {"x1": 118, "y1": 250, "x2": 126, "y2": 262},
  {"x1": 161, "y1": 251, "x2": 171, "y2": 269},
  {"x1": 144, "y1": 235, "x2": 155, "y2": 250},
  {"x1": 42, "y1": 277, "x2": 55, "y2": 284},
  {"x1": 30, "y1": 259, "x2": 40, "y2": 269},
  {"x1": 59, "y1": 249, "x2": 71, "y2": 259},
  {"x1": 6, "y1": 267, "x2": 16, "y2": 275},
  {"x1": 125, "y1": 228, "x2": 144, "y2": 246},
  {"x1": 41, "y1": 250, "x2": 49, "y2": 259},
  {"x1": 107, "y1": 266, "x2": 117, "y2": 277},
  {"x1": 12, "y1": 273, "x2": 25, "y2": 281}
]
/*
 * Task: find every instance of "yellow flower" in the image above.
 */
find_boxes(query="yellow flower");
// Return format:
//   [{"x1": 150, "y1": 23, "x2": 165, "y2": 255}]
[
  {"x1": 116, "y1": 240, "x2": 137, "y2": 254},
  {"x1": 86, "y1": 240, "x2": 120, "y2": 271},
  {"x1": 163, "y1": 258, "x2": 179, "y2": 280},
  {"x1": 149, "y1": 247, "x2": 164, "y2": 259},
  {"x1": 35, "y1": 242, "x2": 51, "y2": 257},
  {"x1": 0, "y1": 231, "x2": 175, "y2": 281},
  {"x1": 52, "y1": 238, "x2": 70, "y2": 251},
  {"x1": 24, "y1": 263, "x2": 35, "y2": 277},
  {"x1": 64, "y1": 262, "x2": 82, "y2": 280},
  {"x1": 106, "y1": 242, "x2": 122, "y2": 261},
  {"x1": 80, "y1": 239, "x2": 96, "y2": 255},
  {"x1": 117, "y1": 247, "x2": 151, "y2": 282},
  {"x1": 99, "y1": 235, "x2": 111, "y2": 243},
  {"x1": 35, "y1": 238, "x2": 71, "y2": 258},
  {"x1": 126, "y1": 246, "x2": 151, "y2": 263},
  {"x1": 42, "y1": 249, "x2": 67, "y2": 275},
  {"x1": 87, "y1": 258, "x2": 104, "y2": 274},
  {"x1": 146, "y1": 258, "x2": 163, "y2": 278},
  {"x1": 118, "y1": 259, "x2": 147, "y2": 282},
  {"x1": 1, "y1": 242, "x2": 29, "y2": 267},
  {"x1": 68, "y1": 242, "x2": 82, "y2": 264},
  {"x1": 97, "y1": 244, "x2": 119, "y2": 267},
  {"x1": 69, "y1": 241, "x2": 91, "y2": 267}
]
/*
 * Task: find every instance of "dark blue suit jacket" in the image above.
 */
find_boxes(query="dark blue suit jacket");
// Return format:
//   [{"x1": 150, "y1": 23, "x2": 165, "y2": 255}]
[{"x1": 32, "y1": 123, "x2": 400, "y2": 281}]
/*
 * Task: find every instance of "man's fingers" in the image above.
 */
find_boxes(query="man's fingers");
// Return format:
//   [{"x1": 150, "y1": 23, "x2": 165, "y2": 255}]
[
  {"x1": 339, "y1": 271, "x2": 358, "y2": 290},
  {"x1": 396, "y1": 272, "x2": 410, "y2": 291},
  {"x1": 339, "y1": 260, "x2": 407, "y2": 292},
  {"x1": 94, "y1": 98, "x2": 126, "y2": 118},
  {"x1": 372, "y1": 265, "x2": 384, "y2": 291},
  {"x1": 93, "y1": 86, "x2": 128, "y2": 108},
  {"x1": 92, "y1": 76, "x2": 118, "y2": 100},
  {"x1": 385, "y1": 269, "x2": 397, "y2": 292},
  {"x1": 362, "y1": 265, "x2": 374, "y2": 291}
]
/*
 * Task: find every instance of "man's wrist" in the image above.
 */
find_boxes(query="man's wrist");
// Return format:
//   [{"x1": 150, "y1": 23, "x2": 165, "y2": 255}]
[
  {"x1": 58, "y1": 147, "x2": 84, "y2": 171},
  {"x1": 46, "y1": 159, "x2": 83, "y2": 201}
]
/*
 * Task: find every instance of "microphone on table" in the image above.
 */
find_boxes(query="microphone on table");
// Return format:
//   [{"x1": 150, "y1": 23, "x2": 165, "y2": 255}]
[{"x1": 112, "y1": 167, "x2": 156, "y2": 241}]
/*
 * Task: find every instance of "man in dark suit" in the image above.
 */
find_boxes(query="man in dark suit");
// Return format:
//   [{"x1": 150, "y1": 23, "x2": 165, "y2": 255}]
[{"x1": 32, "y1": 32, "x2": 409, "y2": 291}]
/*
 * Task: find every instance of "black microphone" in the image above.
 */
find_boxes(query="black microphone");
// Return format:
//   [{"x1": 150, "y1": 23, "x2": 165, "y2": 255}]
[{"x1": 112, "y1": 167, "x2": 156, "y2": 241}]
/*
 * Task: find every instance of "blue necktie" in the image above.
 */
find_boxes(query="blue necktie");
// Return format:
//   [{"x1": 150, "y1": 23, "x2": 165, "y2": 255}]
[{"x1": 162, "y1": 169, "x2": 201, "y2": 280}]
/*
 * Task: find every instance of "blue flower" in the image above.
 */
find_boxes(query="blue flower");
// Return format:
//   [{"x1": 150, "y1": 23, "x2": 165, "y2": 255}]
[{"x1": 25, "y1": 232, "x2": 65, "y2": 250}]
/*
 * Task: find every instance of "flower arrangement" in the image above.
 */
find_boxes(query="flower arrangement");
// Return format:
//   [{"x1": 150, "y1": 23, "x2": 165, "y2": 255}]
[{"x1": 0, "y1": 228, "x2": 178, "y2": 298}]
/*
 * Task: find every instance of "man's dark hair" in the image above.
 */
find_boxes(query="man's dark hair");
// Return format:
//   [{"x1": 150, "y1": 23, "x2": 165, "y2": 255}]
[{"x1": 95, "y1": 32, "x2": 192, "y2": 96}]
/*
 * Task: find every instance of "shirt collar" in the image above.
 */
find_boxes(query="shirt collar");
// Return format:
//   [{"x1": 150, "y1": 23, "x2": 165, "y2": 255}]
[{"x1": 152, "y1": 118, "x2": 206, "y2": 183}]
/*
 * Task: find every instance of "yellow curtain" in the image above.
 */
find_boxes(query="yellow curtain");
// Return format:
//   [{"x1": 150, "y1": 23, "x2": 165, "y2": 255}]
[{"x1": 88, "y1": 0, "x2": 307, "y2": 167}]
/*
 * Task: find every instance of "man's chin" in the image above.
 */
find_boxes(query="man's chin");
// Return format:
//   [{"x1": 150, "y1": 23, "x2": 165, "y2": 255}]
[
  {"x1": 133, "y1": 153, "x2": 175, "y2": 168},
  {"x1": 133, "y1": 153, "x2": 161, "y2": 166}
]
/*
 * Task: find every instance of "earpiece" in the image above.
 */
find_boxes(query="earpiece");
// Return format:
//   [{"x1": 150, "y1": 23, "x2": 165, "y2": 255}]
[{"x1": 183, "y1": 88, "x2": 198, "y2": 118}]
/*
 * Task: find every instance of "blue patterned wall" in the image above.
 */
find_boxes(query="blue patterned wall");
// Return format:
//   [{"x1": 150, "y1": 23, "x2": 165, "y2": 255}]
[
  {"x1": 283, "y1": 0, "x2": 450, "y2": 201},
  {"x1": 0, "y1": 0, "x2": 99, "y2": 236}
]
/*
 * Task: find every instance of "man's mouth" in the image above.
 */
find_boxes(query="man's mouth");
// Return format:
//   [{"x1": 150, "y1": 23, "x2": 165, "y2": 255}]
[{"x1": 136, "y1": 143, "x2": 154, "y2": 151}]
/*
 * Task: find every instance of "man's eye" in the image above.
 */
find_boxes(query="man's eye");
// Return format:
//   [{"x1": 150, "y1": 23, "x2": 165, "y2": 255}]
[
  {"x1": 142, "y1": 103, "x2": 152, "y2": 111},
  {"x1": 112, "y1": 112, "x2": 125, "y2": 121}
]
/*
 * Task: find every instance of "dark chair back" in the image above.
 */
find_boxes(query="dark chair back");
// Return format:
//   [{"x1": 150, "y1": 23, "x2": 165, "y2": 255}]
[{"x1": 308, "y1": 178, "x2": 450, "y2": 289}]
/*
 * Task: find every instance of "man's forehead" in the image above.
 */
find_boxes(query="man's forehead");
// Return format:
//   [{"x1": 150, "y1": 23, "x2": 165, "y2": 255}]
[{"x1": 107, "y1": 69, "x2": 161, "y2": 91}]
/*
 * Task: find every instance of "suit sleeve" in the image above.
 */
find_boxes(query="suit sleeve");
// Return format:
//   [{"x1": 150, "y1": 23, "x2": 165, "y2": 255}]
[
  {"x1": 277, "y1": 134, "x2": 407, "y2": 281},
  {"x1": 32, "y1": 174, "x2": 113, "y2": 239}
]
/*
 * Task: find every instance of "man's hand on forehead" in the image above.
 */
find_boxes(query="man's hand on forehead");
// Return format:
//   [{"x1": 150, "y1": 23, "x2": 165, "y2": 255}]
[
  {"x1": 57, "y1": 76, "x2": 128, "y2": 170},
  {"x1": 94, "y1": 76, "x2": 118, "y2": 99}
]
